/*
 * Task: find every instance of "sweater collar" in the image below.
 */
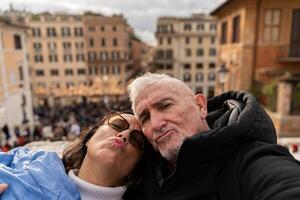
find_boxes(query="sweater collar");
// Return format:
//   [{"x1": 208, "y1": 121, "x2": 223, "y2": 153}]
[{"x1": 68, "y1": 170, "x2": 127, "y2": 200}]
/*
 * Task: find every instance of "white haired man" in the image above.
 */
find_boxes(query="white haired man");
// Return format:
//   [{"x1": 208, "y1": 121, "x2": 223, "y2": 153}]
[{"x1": 126, "y1": 73, "x2": 300, "y2": 200}]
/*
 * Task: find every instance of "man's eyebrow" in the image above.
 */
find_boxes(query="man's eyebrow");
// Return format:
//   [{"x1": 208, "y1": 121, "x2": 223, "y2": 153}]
[{"x1": 138, "y1": 109, "x2": 148, "y2": 121}]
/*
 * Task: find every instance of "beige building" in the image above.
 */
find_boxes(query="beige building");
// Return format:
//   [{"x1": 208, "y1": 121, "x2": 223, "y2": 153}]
[
  {"x1": 0, "y1": 18, "x2": 34, "y2": 136},
  {"x1": 82, "y1": 13, "x2": 133, "y2": 97},
  {"x1": 155, "y1": 14, "x2": 218, "y2": 97},
  {"x1": 211, "y1": 0, "x2": 300, "y2": 137},
  {"x1": 25, "y1": 13, "x2": 88, "y2": 106}
]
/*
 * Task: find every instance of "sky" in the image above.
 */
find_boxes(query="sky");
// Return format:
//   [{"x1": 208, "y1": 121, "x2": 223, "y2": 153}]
[{"x1": 0, "y1": 0, "x2": 225, "y2": 46}]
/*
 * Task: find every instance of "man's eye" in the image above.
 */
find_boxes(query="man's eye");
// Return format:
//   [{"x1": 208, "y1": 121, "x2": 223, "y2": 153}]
[
  {"x1": 140, "y1": 115, "x2": 149, "y2": 124},
  {"x1": 158, "y1": 103, "x2": 171, "y2": 110}
]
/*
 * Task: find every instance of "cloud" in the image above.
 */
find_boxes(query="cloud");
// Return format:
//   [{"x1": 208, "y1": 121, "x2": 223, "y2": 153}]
[{"x1": 1, "y1": 0, "x2": 225, "y2": 45}]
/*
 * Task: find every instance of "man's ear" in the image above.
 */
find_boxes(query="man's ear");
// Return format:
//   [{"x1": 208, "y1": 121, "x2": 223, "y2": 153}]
[{"x1": 194, "y1": 94, "x2": 207, "y2": 119}]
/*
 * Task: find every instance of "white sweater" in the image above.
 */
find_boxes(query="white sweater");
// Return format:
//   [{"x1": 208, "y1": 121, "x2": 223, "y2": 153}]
[{"x1": 68, "y1": 170, "x2": 127, "y2": 200}]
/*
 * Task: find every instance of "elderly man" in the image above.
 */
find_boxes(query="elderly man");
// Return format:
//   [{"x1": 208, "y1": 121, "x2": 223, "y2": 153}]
[{"x1": 126, "y1": 73, "x2": 300, "y2": 200}]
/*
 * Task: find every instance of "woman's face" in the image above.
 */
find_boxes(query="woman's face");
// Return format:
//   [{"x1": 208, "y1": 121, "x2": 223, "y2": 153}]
[{"x1": 86, "y1": 113, "x2": 144, "y2": 179}]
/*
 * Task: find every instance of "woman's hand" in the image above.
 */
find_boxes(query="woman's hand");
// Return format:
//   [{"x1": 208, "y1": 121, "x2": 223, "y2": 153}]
[{"x1": 0, "y1": 183, "x2": 8, "y2": 193}]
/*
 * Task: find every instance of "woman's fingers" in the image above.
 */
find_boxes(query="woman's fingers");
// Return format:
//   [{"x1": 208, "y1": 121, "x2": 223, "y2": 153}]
[{"x1": 0, "y1": 183, "x2": 8, "y2": 193}]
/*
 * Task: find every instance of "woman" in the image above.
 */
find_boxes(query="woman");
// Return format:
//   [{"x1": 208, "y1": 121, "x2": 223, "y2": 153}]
[
  {"x1": 0, "y1": 112, "x2": 148, "y2": 200},
  {"x1": 63, "y1": 111, "x2": 147, "y2": 199}
]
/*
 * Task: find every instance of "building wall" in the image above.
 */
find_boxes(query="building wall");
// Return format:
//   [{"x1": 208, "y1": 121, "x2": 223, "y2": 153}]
[
  {"x1": 155, "y1": 14, "x2": 217, "y2": 97},
  {"x1": 83, "y1": 14, "x2": 132, "y2": 92},
  {"x1": 0, "y1": 21, "x2": 34, "y2": 136},
  {"x1": 26, "y1": 14, "x2": 88, "y2": 106}
]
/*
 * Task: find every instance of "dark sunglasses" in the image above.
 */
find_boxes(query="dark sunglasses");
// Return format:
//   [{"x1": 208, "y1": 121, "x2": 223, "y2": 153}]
[{"x1": 107, "y1": 112, "x2": 145, "y2": 150}]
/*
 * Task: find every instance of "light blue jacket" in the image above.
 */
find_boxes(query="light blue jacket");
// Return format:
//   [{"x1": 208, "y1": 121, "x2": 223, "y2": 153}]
[{"x1": 0, "y1": 147, "x2": 81, "y2": 200}]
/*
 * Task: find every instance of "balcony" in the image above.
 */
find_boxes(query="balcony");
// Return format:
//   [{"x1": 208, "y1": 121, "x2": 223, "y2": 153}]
[
  {"x1": 278, "y1": 45, "x2": 300, "y2": 63},
  {"x1": 154, "y1": 57, "x2": 174, "y2": 64}
]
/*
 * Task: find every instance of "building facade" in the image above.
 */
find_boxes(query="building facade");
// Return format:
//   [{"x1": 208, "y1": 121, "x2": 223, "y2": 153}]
[
  {"x1": 211, "y1": 0, "x2": 300, "y2": 137},
  {"x1": 154, "y1": 14, "x2": 218, "y2": 97},
  {"x1": 25, "y1": 13, "x2": 88, "y2": 106},
  {"x1": 2, "y1": 11, "x2": 151, "y2": 107},
  {"x1": 0, "y1": 18, "x2": 34, "y2": 137}
]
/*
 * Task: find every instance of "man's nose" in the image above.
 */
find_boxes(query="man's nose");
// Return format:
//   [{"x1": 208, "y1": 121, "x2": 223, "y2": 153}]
[{"x1": 150, "y1": 112, "x2": 166, "y2": 132}]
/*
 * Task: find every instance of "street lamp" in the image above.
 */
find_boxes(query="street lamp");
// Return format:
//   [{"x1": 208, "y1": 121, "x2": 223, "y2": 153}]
[{"x1": 217, "y1": 64, "x2": 229, "y2": 93}]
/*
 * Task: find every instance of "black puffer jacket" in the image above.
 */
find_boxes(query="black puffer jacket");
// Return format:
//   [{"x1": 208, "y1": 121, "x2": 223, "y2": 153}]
[{"x1": 125, "y1": 91, "x2": 300, "y2": 200}]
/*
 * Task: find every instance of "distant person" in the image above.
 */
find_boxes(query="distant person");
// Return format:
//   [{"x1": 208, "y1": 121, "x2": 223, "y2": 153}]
[
  {"x1": 126, "y1": 73, "x2": 300, "y2": 200},
  {"x1": 0, "y1": 112, "x2": 148, "y2": 200},
  {"x1": 68, "y1": 116, "x2": 80, "y2": 141}
]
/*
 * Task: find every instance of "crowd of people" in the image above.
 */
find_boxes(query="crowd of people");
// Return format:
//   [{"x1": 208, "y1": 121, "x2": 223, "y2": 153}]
[{"x1": 0, "y1": 98, "x2": 132, "y2": 151}]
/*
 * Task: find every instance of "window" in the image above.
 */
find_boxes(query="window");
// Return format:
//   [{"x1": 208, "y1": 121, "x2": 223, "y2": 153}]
[
  {"x1": 14, "y1": 35, "x2": 22, "y2": 49},
  {"x1": 290, "y1": 9, "x2": 300, "y2": 57},
  {"x1": 184, "y1": 63, "x2": 191, "y2": 70},
  {"x1": 61, "y1": 27, "x2": 71, "y2": 37},
  {"x1": 210, "y1": 23, "x2": 216, "y2": 31},
  {"x1": 101, "y1": 38, "x2": 106, "y2": 47},
  {"x1": 101, "y1": 26, "x2": 105, "y2": 31},
  {"x1": 33, "y1": 42, "x2": 42, "y2": 51},
  {"x1": 166, "y1": 64, "x2": 173, "y2": 70},
  {"x1": 88, "y1": 51, "x2": 97, "y2": 61},
  {"x1": 77, "y1": 69, "x2": 86, "y2": 75},
  {"x1": 167, "y1": 37, "x2": 172, "y2": 45},
  {"x1": 156, "y1": 50, "x2": 164, "y2": 59},
  {"x1": 208, "y1": 86, "x2": 215, "y2": 98},
  {"x1": 185, "y1": 37, "x2": 190, "y2": 44},
  {"x1": 113, "y1": 38, "x2": 118, "y2": 46},
  {"x1": 195, "y1": 72, "x2": 203, "y2": 82},
  {"x1": 112, "y1": 26, "x2": 117, "y2": 31},
  {"x1": 209, "y1": 48, "x2": 216, "y2": 56},
  {"x1": 36, "y1": 69, "x2": 44, "y2": 76},
  {"x1": 183, "y1": 72, "x2": 191, "y2": 82},
  {"x1": 185, "y1": 49, "x2": 192, "y2": 57},
  {"x1": 74, "y1": 27, "x2": 83, "y2": 36},
  {"x1": 184, "y1": 23, "x2": 192, "y2": 31},
  {"x1": 89, "y1": 38, "x2": 94, "y2": 47},
  {"x1": 18, "y1": 66, "x2": 24, "y2": 81},
  {"x1": 100, "y1": 51, "x2": 109, "y2": 61},
  {"x1": 76, "y1": 54, "x2": 85, "y2": 61},
  {"x1": 208, "y1": 72, "x2": 216, "y2": 81},
  {"x1": 159, "y1": 38, "x2": 163, "y2": 45},
  {"x1": 34, "y1": 55, "x2": 43, "y2": 63},
  {"x1": 48, "y1": 42, "x2": 57, "y2": 51},
  {"x1": 232, "y1": 15, "x2": 241, "y2": 43},
  {"x1": 112, "y1": 65, "x2": 120, "y2": 74},
  {"x1": 263, "y1": 9, "x2": 281, "y2": 42},
  {"x1": 196, "y1": 87, "x2": 203, "y2": 94},
  {"x1": 50, "y1": 69, "x2": 59, "y2": 76},
  {"x1": 63, "y1": 42, "x2": 72, "y2": 51},
  {"x1": 165, "y1": 50, "x2": 173, "y2": 59},
  {"x1": 211, "y1": 37, "x2": 215, "y2": 44},
  {"x1": 197, "y1": 23, "x2": 205, "y2": 31},
  {"x1": 209, "y1": 63, "x2": 216, "y2": 69},
  {"x1": 65, "y1": 69, "x2": 73, "y2": 75},
  {"x1": 75, "y1": 42, "x2": 84, "y2": 49},
  {"x1": 32, "y1": 28, "x2": 41, "y2": 37},
  {"x1": 196, "y1": 63, "x2": 203, "y2": 69},
  {"x1": 221, "y1": 21, "x2": 227, "y2": 44},
  {"x1": 49, "y1": 54, "x2": 58, "y2": 62},
  {"x1": 198, "y1": 37, "x2": 202, "y2": 44},
  {"x1": 47, "y1": 27, "x2": 57, "y2": 37},
  {"x1": 196, "y1": 48, "x2": 204, "y2": 57},
  {"x1": 63, "y1": 54, "x2": 73, "y2": 62},
  {"x1": 88, "y1": 26, "x2": 95, "y2": 32}
]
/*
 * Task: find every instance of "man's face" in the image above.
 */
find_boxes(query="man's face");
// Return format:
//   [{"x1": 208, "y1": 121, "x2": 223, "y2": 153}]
[{"x1": 134, "y1": 81, "x2": 208, "y2": 163}]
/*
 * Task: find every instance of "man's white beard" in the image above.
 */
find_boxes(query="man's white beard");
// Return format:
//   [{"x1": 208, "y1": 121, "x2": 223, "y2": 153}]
[{"x1": 159, "y1": 139, "x2": 184, "y2": 163}]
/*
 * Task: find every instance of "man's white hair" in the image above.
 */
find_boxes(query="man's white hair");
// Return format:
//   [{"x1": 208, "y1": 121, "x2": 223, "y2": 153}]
[{"x1": 127, "y1": 73, "x2": 193, "y2": 114}]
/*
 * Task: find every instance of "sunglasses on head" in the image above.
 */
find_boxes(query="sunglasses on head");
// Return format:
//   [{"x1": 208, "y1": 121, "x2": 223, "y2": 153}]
[{"x1": 107, "y1": 112, "x2": 145, "y2": 150}]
